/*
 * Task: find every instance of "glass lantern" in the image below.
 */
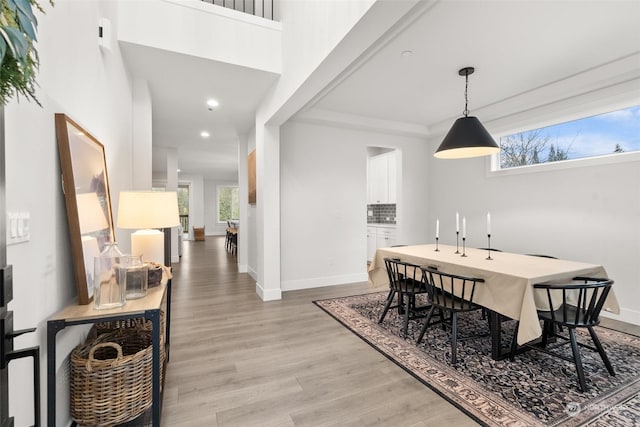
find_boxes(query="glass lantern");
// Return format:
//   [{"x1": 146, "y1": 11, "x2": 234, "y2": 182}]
[{"x1": 93, "y1": 242, "x2": 126, "y2": 309}]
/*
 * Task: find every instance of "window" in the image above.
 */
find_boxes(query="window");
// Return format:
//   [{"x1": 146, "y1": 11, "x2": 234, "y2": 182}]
[
  {"x1": 217, "y1": 186, "x2": 239, "y2": 223},
  {"x1": 177, "y1": 185, "x2": 189, "y2": 231},
  {"x1": 498, "y1": 105, "x2": 640, "y2": 170}
]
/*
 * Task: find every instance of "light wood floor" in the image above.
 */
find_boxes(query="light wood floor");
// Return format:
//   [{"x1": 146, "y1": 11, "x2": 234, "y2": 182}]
[
  {"x1": 161, "y1": 237, "x2": 479, "y2": 427},
  {"x1": 161, "y1": 237, "x2": 639, "y2": 426}
]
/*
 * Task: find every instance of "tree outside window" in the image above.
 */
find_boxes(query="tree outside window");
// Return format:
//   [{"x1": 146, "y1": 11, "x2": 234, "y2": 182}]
[
  {"x1": 177, "y1": 185, "x2": 189, "y2": 230},
  {"x1": 499, "y1": 105, "x2": 639, "y2": 169},
  {"x1": 218, "y1": 186, "x2": 239, "y2": 222}
]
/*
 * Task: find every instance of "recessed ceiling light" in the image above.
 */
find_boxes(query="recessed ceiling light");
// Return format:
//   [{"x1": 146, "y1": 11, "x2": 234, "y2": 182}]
[
  {"x1": 200, "y1": 131, "x2": 210, "y2": 138},
  {"x1": 177, "y1": 169, "x2": 181, "y2": 173},
  {"x1": 206, "y1": 99, "x2": 219, "y2": 109},
  {"x1": 401, "y1": 50, "x2": 413, "y2": 57}
]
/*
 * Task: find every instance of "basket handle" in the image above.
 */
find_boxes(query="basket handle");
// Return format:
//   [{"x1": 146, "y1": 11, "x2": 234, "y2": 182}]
[{"x1": 86, "y1": 342, "x2": 123, "y2": 372}]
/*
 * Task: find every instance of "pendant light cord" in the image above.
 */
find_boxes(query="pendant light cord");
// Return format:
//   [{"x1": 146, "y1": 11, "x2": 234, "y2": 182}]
[{"x1": 463, "y1": 72, "x2": 470, "y2": 117}]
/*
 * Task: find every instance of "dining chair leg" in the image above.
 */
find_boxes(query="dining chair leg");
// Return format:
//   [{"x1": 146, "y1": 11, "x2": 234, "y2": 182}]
[
  {"x1": 540, "y1": 320, "x2": 552, "y2": 349},
  {"x1": 568, "y1": 327, "x2": 588, "y2": 392},
  {"x1": 378, "y1": 290, "x2": 395, "y2": 324},
  {"x1": 397, "y1": 292, "x2": 405, "y2": 315},
  {"x1": 450, "y1": 311, "x2": 458, "y2": 365},
  {"x1": 588, "y1": 326, "x2": 615, "y2": 376},
  {"x1": 402, "y1": 296, "x2": 411, "y2": 338},
  {"x1": 416, "y1": 305, "x2": 436, "y2": 344}
]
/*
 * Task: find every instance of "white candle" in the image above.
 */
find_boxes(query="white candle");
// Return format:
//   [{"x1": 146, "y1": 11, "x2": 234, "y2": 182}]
[
  {"x1": 436, "y1": 219, "x2": 440, "y2": 239},
  {"x1": 462, "y1": 217, "x2": 466, "y2": 238},
  {"x1": 487, "y1": 212, "x2": 491, "y2": 235},
  {"x1": 456, "y1": 212, "x2": 459, "y2": 232}
]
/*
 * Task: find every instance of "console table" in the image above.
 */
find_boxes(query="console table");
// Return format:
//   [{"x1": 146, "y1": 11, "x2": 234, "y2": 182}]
[{"x1": 47, "y1": 281, "x2": 170, "y2": 427}]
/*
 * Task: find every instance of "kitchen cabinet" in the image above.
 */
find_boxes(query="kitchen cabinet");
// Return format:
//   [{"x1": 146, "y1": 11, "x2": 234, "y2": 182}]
[
  {"x1": 367, "y1": 225, "x2": 397, "y2": 262},
  {"x1": 367, "y1": 151, "x2": 397, "y2": 204}
]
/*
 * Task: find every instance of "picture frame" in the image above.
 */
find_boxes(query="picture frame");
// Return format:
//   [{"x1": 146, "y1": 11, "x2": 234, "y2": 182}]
[
  {"x1": 56, "y1": 114, "x2": 115, "y2": 305},
  {"x1": 248, "y1": 149, "x2": 256, "y2": 205}
]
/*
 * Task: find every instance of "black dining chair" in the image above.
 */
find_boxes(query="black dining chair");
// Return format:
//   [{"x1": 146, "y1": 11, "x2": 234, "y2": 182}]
[
  {"x1": 417, "y1": 267, "x2": 486, "y2": 365},
  {"x1": 509, "y1": 277, "x2": 615, "y2": 392},
  {"x1": 379, "y1": 258, "x2": 431, "y2": 338}
]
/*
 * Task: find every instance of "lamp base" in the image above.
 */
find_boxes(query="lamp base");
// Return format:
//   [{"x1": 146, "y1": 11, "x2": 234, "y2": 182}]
[{"x1": 131, "y1": 229, "x2": 164, "y2": 265}]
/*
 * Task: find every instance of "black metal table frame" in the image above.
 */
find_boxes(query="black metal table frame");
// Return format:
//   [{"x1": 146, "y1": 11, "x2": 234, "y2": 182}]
[{"x1": 46, "y1": 282, "x2": 171, "y2": 427}]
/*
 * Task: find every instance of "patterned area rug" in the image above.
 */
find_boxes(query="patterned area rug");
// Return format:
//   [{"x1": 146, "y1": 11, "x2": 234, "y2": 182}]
[{"x1": 314, "y1": 292, "x2": 640, "y2": 426}]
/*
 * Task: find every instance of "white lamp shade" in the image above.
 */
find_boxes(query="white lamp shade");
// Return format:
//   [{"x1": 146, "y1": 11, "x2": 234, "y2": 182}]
[{"x1": 117, "y1": 191, "x2": 180, "y2": 229}]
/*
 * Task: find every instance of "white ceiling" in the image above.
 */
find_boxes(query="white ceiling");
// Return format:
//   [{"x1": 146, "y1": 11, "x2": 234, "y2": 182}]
[
  {"x1": 307, "y1": 0, "x2": 640, "y2": 134},
  {"x1": 121, "y1": 0, "x2": 640, "y2": 182},
  {"x1": 120, "y1": 42, "x2": 278, "y2": 181}
]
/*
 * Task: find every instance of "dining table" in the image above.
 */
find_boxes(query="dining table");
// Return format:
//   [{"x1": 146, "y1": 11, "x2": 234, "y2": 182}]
[{"x1": 368, "y1": 244, "x2": 620, "y2": 359}]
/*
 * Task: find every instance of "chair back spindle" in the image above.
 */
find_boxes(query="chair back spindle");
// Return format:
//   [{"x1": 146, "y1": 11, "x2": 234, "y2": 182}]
[
  {"x1": 423, "y1": 268, "x2": 483, "y2": 311},
  {"x1": 535, "y1": 278, "x2": 612, "y2": 327},
  {"x1": 523, "y1": 277, "x2": 615, "y2": 392}
]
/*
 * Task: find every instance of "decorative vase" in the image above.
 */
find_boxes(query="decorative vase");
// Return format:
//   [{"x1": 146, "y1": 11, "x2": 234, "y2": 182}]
[
  {"x1": 93, "y1": 242, "x2": 126, "y2": 309},
  {"x1": 121, "y1": 255, "x2": 148, "y2": 299}
]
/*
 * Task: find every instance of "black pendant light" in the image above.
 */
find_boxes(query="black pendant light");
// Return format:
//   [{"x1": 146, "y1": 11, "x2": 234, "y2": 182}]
[{"x1": 434, "y1": 67, "x2": 500, "y2": 159}]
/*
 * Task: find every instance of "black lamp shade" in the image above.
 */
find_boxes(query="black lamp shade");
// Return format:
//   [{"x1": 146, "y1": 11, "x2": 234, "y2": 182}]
[{"x1": 434, "y1": 116, "x2": 500, "y2": 159}]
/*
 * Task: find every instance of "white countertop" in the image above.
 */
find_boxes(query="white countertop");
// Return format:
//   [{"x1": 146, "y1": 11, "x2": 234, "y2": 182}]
[{"x1": 367, "y1": 223, "x2": 396, "y2": 228}]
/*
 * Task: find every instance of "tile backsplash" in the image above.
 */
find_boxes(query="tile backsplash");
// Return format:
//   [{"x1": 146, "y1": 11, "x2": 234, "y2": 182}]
[{"x1": 367, "y1": 204, "x2": 396, "y2": 224}]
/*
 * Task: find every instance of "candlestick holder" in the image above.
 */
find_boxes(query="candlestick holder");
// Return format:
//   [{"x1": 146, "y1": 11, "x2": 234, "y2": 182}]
[
  {"x1": 455, "y1": 231, "x2": 460, "y2": 254},
  {"x1": 461, "y1": 237, "x2": 467, "y2": 257},
  {"x1": 486, "y1": 234, "x2": 493, "y2": 260},
  {"x1": 435, "y1": 237, "x2": 440, "y2": 251}
]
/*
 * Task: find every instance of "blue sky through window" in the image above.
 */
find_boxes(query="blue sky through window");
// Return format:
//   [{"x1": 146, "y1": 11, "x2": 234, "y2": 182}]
[{"x1": 500, "y1": 105, "x2": 640, "y2": 165}]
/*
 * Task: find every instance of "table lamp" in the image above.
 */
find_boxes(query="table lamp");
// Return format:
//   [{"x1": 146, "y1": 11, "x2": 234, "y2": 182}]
[{"x1": 116, "y1": 191, "x2": 180, "y2": 265}]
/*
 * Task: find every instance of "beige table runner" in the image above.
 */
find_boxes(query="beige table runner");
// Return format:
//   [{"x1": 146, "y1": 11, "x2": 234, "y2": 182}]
[{"x1": 368, "y1": 244, "x2": 620, "y2": 345}]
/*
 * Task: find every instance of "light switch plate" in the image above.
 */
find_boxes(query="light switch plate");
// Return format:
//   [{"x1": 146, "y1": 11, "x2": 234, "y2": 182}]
[{"x1": 7, "y1": 212, "x2": 30, "y2": 245}]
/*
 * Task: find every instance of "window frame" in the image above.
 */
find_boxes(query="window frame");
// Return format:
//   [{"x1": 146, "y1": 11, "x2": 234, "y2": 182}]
[{"x1": 487, "y1": 99, "x2": 640, "y2": 177}]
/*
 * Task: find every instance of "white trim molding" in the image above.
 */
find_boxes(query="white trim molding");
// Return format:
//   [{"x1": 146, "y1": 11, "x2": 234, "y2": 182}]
[
  {"x1": 281, "y1": 273, "x2": 369, "y2": 292},
  {"x1": 255, "y1": 282, "x2": 282, "y2": 301}
]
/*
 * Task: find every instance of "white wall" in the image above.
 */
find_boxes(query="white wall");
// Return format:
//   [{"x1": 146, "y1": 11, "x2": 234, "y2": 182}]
[
  {"x1": 204, "y1": 179, "x2": 238, "y2": 236},
  {"x1": 5, "y1": 1, "x2": 134, "y2": 425},
  {"x1": 427, "y1": 147, "x2": 640, "y2": 325},
  {"x1": 280, "y1": 120, "x2": 429, "y2": 291},
  {"x1": 118, "y1": 0, "x2": 281, "y2": 74}
]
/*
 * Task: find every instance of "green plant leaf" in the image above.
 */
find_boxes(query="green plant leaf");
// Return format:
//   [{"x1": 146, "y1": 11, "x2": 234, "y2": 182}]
[
  {"x1": 5, "y1": 0, "x2": 18, "y2": 12},
  {"x1": 16, "y1": 9, "x2": 37, "y2": 41},
  {"x1": 0, "y1": 37, "x2": 6, "y2": 64},
  {"x1": 15, "y1": 0, "x2": 38, "y2": 27},
  {"x1": 2, "y1": 26, "x2": 28, "y2": 63},
  {"x1": 0, "y1": 27, "x2": 17, "y2": 58}
]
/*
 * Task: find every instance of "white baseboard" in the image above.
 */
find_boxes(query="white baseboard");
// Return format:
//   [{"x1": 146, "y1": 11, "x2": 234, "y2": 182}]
[
  {"x1": 238, "y1": 263, "x2": 248, "y2": 273},
  {"x1": 247, "y1": 266, "x2": 257, "y2": 281},
  {"x1": 256, "y1": 282, "x2": 282, "y2": 301},
  {"x1": 601, "y1": 306, "x2": 640, "y2": 326},
  {"x1": 281, "y1": 272, "x2": 368, "y2": 291}
]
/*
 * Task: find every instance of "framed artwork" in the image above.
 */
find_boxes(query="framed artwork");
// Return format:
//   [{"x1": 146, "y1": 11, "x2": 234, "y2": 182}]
[
  {"x1": 56, "y1": 114, "x2": 115, "y2": 305},
  {"x1": 248, "y1": 149, "x2": 256, "y2": 204}
]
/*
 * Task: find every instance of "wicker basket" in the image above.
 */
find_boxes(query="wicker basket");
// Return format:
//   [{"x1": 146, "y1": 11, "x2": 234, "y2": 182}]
[
  {"x1": 70, "y1": 330, "x2": 153, "y2": 426},
  {"x1": 94, "y1": 309, "x2": 166, "y2": 377}
]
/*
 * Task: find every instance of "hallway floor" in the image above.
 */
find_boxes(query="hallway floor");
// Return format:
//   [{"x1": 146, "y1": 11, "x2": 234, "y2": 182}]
[{"x1": 161, "y1": 236, "x2": 477, "y2": 426}]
